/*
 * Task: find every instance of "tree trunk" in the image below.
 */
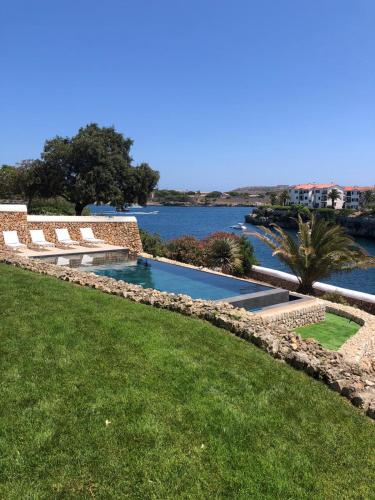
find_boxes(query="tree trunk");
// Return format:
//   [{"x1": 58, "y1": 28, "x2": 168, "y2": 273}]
[
  {"x1": 75, "y1": 203, "x2": 85, "y2": 216},
  {"x1": 296, "y1": 282, "x2": 315, "y2": 295}
]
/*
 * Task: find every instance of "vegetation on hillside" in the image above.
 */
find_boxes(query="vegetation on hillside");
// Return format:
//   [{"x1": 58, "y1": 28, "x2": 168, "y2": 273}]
[
  {"x1": 1, "y1": 264, "x2": 374, "y2": 498},
  {"x1": 140, "y1": 230, "x2": 257, "y2": 277}
]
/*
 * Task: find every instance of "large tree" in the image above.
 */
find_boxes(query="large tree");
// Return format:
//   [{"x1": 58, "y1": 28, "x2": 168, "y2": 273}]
[
  {"x1": 0, "y1": 165, "x2": 20, "y2": 199},
  {"x1": 42, "y1": 124, "x2": 134, "y2": 215},
  {"x1": 252, "y1": 214, "x2": 375, "y2": 294},
  {"x1": 16, "y1": 159, "x2": 56, "y2": 207},
  {"x1": 133, "y1": 163, "x2": 159, "y2": 205}
]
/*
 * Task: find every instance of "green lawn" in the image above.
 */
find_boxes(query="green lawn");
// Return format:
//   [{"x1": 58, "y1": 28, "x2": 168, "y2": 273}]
[
  {"x1": 0, "y1": 264, "x2": 374, "y2": 498},
  {"x1": 296, "y1": 312, "x2": 360, "y2": 350}
]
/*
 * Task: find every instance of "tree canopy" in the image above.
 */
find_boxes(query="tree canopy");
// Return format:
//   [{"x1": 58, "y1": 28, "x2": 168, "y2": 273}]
[
  {"x1": 0, "y1": 124, "x2": 159, "y2": 215},
  {"x1": 41, "y1": 124, "x2": 159, "y2": 214}
]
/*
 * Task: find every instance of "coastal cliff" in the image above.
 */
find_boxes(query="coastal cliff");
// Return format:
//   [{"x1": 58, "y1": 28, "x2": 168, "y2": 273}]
[{"x1": 246, "y1": 207, "x2": 375, "y2": 239}]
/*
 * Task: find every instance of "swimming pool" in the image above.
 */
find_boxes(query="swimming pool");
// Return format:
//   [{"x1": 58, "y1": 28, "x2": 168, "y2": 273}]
[{"x1": 36, "y1": 250, "x2": 272, "y2": 301}]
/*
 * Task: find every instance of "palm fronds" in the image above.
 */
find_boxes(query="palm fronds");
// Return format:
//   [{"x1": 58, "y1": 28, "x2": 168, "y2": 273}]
[{"x1": 250, "y1": 214, "x2": 375, "y2": 294}]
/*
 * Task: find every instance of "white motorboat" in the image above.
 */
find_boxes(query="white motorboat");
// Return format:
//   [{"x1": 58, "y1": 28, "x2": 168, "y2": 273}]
[{"x1": 230, "y1": 222, "x2": 247, "y2": 230}]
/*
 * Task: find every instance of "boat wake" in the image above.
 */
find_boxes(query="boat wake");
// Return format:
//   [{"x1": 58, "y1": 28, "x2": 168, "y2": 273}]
[{"x1": 100, "y1": 211, "x2": 159, "y2": 216}]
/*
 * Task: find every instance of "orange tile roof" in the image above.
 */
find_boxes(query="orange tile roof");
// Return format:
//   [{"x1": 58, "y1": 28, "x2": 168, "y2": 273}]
[
  {"x1": 292, "y1": 183, "x2": 338, "y2": 190},
  {"x1": 343, "y1": 186, "x2": 374, "y2": 192}
]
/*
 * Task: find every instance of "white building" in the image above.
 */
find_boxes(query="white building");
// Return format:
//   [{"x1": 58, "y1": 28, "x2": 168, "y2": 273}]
[
  {"x1": 288, "y1": 183, "x2": 344, "y2": 209},
  {"x1": 343, "y1": 186, "x2": 374, "y2": 209}
]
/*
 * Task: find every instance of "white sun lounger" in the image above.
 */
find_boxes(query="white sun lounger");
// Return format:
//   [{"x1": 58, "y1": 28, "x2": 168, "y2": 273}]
[
  {"x1": 80, "y1": 227, "x2": 106, "y2": 245},
  {"x1": 55, "y1": 228, "x2": 79, "y2": 247},
  {"x1": 2, "y1": 230, "x2": 27, "y2": 251},
  {"x1": 30, "y1": 229, "x2": 54, "y2": 249}
]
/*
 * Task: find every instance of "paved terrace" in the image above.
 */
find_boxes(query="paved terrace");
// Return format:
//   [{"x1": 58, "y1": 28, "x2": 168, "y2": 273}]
[{"x1": 18, "y1": 244, "x2": 125, "y2": 258}]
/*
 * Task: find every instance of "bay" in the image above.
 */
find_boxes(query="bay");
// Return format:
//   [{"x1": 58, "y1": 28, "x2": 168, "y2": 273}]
[{"x1": 91, "y1": 205, "x2": 375, "y2": 295}]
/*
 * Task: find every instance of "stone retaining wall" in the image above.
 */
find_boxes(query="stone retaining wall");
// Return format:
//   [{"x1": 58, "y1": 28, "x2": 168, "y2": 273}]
[
  {"x1": 260, "y1": 303, "x2": 326, "y2": 329},
  {"x1": 0, "y1": 206, "x2": 142, "y2": 253},
  {"x1": 326, "y1": 302, "x2": 375, "y2": 375},
  {"x1": 0, "y1": 206, "x2": 28, "y2": 245},
  {"x1": 27, "y1": 218, "x2": 142, "y2": 253},
  {"x1": 1, "y1": 251, "x2": 374, "y2": 420}
]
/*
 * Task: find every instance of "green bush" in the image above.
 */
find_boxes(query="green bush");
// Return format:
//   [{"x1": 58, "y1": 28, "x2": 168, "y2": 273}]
[
  {"x1": 29, "y1": 197, "x2": 91, "y2": 215},
  {"x1": 238, "y1": 235, "x2": 258, "y2": 274},
  {"x1": 205, "y1": 237, "x2": 242, "y2": 274},
  {"x1": 141, "y1": 230, "x2": 257, "y2": 277},
  {"x1": 202, "y1": 232, "x2": 257, "y2": 276},
  {"x1": 140, "y1": 229, "x2": 168, "y2": 257}
]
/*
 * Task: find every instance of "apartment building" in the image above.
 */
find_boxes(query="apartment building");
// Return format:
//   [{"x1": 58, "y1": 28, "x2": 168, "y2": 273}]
[
  {"x1": 343, "y1": 186, "x2": 374, "y2": 209},
  {"x1": 288, "y1": 183, "x2": 344, "y2": 209},
  {"x1": 289, "y1": 183, "x2": 374, "y2": 209}
]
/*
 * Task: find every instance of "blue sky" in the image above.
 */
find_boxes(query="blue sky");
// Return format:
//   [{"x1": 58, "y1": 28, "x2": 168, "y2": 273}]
[{"x1": 1, "y1": 0, "x2": 374, "y2": 190}]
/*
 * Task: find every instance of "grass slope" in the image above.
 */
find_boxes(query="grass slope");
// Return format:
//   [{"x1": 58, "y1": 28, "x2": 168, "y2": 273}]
[
  {"x1": 296, "y1": 312, "x2": 360, "y2": 350},
  {"x1": 0, "y1": 264, "x2": 374, "y2": 498}
]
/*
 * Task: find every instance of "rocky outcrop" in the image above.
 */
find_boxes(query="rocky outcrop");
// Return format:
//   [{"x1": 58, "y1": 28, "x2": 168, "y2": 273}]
[
  {"x1": 336, "y1": 215, "x2": 375, "y2": 238},
  {"x1": 0, "y1": 251, "x2": 374, "y2": 419},
  {"x1": 246, "y1": 207, "x2": 375, "y2": 239}
]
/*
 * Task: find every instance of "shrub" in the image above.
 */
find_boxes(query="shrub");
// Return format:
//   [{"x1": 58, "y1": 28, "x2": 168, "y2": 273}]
[
  {"x1": 142, "y1": 230, "x2": 257, "y2": 277},
  {"x1": 205, "y1": 237, "x2": 242, "y2": 274},
  {"x1": 140, "y1": 229, "x2": 167, "y2": 257},
  {"x1": 29, "y1": 197, "x2": 91, "y2": 215},
  {"x1": 238, "y1": 235, "x2": 258, "y2": 274},
  {"x1": 166, "y1": 236, "x2": 204, "y2": 266},
  {"x1": 202, "y1": 232, "x2": 257, "y2": 276}
]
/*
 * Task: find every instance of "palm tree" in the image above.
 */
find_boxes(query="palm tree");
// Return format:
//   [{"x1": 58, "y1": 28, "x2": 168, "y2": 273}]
[
  {"x1": 279, "y1": 190, "x2": 290, "y2": 206},
  {"x1": 251, "y1": 214, "x2": 374, "y2": 294},
  {"x1": 362, "y1": 190, "x2": 375, "y2": 208},
  {"x1": 206, "y1": 237, "x2": 242, "y2": 274},
  {"x1": 269, "y1": 193, "x2": 278, "y2": 206},
  {"x1": 327, "y1": 188, "x2": 341, "y2": 209}
]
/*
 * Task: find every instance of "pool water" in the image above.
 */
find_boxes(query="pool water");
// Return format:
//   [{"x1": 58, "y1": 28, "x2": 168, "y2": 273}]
[
  {"x1": 37, "y1": 250, "x2": 271, "y2": 301},
  {"x1": 94, "y1": 257, "x2": 270, "y2": 300}
]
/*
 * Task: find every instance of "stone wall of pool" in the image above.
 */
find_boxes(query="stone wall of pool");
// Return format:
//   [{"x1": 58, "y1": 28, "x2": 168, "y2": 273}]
[{"x1": 1, "y1": 250, "x2": 374, "y2": 419}]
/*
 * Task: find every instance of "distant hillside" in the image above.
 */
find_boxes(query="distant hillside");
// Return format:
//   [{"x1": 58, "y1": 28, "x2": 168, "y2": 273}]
[{"x1": 232, "y1": 185, "x2": 289, "y2": 194}]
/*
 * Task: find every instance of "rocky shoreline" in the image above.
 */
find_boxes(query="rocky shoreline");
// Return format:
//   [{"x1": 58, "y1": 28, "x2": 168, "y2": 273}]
[{"x1": 246, "y1": 208, "x2": 375, "y2": 239}]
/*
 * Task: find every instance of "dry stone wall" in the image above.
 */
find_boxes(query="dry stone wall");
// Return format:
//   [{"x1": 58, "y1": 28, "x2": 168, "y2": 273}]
[
  {"x1": 260, "y1": 303, "x2": 325, "y2": 329},
  {"x1": 0, "y1": 251, "x2": 374, "y2": 420},
  {"x1": 0, "y1": 207, "x2": 142, "y2": 253},
  {"x1": 0, "y1": 210, "x2": 28, "y2": 247},
  {"x1": 326, "y1": 302, "x2": 375, "y2": 375},
  {"x1": 27, "y1": 219, "x2": 142, "y2": 253}
]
